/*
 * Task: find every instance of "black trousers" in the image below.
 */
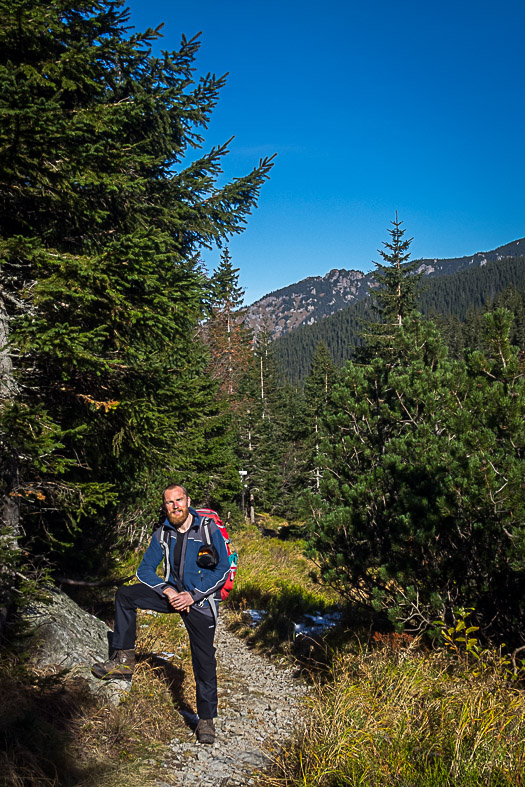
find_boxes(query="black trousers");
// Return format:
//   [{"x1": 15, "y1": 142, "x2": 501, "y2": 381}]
[{"x1": 112, "y1": 583, "x2": 218, "y2": 719}]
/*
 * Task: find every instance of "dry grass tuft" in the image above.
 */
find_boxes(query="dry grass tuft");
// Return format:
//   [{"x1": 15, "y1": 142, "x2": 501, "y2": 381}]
[{"x1": 262, "y1": 645, "x2": 525, "y2": 786}]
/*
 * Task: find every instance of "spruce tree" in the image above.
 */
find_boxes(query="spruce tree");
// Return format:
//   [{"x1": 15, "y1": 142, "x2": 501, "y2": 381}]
[
  {"x1": 0, "y1": 0, "x2": 274, "y2": 580},
  {"x1": 305, "y1": 310, "x2": 525, "y2": 641},
  {"x1": 203, "y1": 248, "x2": 253, "y2": 400},
  {"x1": 360, "y1": 214, "x2": 422, "y2": 359},
  {"x1": 372, "y1": 214, "x2": 421, "y2": 326}
]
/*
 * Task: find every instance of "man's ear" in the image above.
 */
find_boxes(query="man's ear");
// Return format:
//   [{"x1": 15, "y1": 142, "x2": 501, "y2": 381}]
[{"x1": 188, "y1": 496, "x2": 191, "y2": 507}]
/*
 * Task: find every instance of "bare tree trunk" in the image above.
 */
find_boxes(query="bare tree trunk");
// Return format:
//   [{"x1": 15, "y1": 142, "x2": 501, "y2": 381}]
[
  {"x1": 315, "y1": 418, "x2": 320, "y2": 492},
  {"x1": 0, "y1": 293, "x2": 19, "y2": 532},
  {"x1": 0, "y1": 292, "x2": 20, "y2": 637},
  {"x1": 260, "y1": 355, "x2": 265, "y2": 417}
]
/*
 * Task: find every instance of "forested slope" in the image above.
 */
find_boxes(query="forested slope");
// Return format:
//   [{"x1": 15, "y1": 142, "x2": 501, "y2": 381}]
[{"x1": 274, "y1": 255, "x2": 525, "y2": 381}]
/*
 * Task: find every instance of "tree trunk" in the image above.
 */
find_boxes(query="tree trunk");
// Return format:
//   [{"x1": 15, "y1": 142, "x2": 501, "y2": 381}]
[
  {"x1": 0, "y1": 293, "x2": 19, "y2": 534},
  {"x1": 0, "y1": 293, "x2": 20, "y2": 638}
]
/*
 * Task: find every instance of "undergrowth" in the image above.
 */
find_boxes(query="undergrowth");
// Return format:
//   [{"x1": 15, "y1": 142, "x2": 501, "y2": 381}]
[
  {"x1": 0, "y1": 598, "x2": 195, "y2": 786},
  {"x1": 262, "y1": 641, "x2": 525, "y2": 786}
]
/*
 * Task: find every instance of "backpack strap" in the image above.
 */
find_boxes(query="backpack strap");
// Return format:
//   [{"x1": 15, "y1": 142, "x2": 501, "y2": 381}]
[
  {"x1": 159, "y1": 526, "x2": 184, "y2": 591},
  {"x1": 201, "y1": 517, "x2": 212, "y2": 547},
  {"x1": 198, "y1": 517, "x2": 219, "y2": 626}
]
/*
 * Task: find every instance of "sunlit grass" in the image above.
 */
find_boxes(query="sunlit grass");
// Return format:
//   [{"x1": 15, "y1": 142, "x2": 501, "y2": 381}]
[
  {"x1": 225, "y1": 520, "x2": 341, "y2": 657},
  {"x1": 228, "y1": 519, "x2": 337, "y2": 605},
  {"x1": 262, "y1": 643, "x2": 525, "y2": 786}
]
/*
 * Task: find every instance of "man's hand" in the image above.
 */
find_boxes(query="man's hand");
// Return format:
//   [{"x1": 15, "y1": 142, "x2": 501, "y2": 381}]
[
  {"x1": 162, "y1": 587, "x2": 179, "y2": 609},
  {"x1": 163, "y1": 587, "x2": 194, "y2": 613},
  {"x1": 171, "y1": 590, "x2": 194, "y2": 612}
]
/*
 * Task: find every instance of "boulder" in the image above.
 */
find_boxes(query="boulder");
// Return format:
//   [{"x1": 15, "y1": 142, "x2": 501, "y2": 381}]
[{"x1": 21, "y1": 586, "x2": 130, "y2": 704}]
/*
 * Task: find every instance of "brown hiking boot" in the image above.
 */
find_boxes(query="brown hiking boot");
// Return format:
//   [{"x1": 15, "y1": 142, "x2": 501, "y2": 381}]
[
  {"x1": 196, "y1": 718, "x2": 215, "y2": 744},
  {"x1": 91, "y1": 648, "x2": 136, "y2": 680}
]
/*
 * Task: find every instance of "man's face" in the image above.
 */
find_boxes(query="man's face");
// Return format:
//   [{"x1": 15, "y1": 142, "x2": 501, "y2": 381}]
[{"x1": 163, "y1": 487, "x2": 190, "y2": 529}]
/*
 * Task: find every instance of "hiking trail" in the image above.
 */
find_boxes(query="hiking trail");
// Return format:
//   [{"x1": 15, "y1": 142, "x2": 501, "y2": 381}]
[{"x1": 154, "y1": 615, "x2": 308, "y2": 786}]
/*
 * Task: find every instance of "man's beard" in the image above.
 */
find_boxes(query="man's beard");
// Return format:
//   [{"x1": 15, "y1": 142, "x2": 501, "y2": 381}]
[{"x1": 166, "y1": 506, "x2": 190, "y2": 528}]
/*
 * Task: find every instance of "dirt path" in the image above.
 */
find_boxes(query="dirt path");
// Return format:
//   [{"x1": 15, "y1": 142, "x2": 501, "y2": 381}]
[{"x1": 155, "y1": 616, "x2": 307, "y2": 786}]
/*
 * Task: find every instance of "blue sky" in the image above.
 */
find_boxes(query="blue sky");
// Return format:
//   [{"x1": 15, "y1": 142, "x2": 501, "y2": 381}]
[{"x1": 127, "y1": 0, "x2": 525, "y2": 305}]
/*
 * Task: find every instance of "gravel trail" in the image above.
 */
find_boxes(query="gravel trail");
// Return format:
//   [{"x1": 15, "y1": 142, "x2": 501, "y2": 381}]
[{"x1": 155, "y1": 616, "x2": 307, "y2": 786}]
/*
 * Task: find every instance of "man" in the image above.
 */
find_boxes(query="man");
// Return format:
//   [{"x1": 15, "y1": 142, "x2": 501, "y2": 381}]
[{"x1": 91, "y1": 483, "x2": 230, "y2": 745}]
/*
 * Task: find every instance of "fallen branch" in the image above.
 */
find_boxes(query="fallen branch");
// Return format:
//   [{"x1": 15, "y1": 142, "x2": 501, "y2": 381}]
[{"x1": 56, "y1": 575, "x2": 134, "y2": 588}]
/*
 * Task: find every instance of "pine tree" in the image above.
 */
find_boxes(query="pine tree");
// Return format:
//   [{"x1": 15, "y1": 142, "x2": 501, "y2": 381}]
[
  {"x1": 0, "y1": 0, "x2": 274, "y2": 580},
  {"x1": 305, "y1": 309, "x2": 525, "y2": 641}
]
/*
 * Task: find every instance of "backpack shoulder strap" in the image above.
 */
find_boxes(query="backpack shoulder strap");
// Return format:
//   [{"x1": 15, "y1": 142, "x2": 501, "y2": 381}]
[
  {"x1": 158, "y1": 525, "x2": 170, "y2": 582},
  {"x1": 201, "y1": 516, "x2": 212, "y2": 546}
]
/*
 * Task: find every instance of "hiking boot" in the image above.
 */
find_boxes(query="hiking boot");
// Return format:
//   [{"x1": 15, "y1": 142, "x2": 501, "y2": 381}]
[
  {"x1": 196, "y1": 718, "x2": 215, "y2": 744},
  {"x1": 91, "y1": 648, "x2": 136, "y2": 680}
]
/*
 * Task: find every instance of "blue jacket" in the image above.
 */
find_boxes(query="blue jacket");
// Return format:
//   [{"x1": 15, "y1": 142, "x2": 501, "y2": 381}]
[{"x1": 136, "y1": 507, "x2": 230, "y2": 614}]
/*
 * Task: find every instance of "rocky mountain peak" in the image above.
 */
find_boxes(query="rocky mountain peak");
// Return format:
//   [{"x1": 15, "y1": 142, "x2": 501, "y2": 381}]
[
  {"x1": 245, "y1": 237, "x2": 525, "y2": 340},
  {"x1": 245, "y1": 268, "x2": 366, "y2": 339}
]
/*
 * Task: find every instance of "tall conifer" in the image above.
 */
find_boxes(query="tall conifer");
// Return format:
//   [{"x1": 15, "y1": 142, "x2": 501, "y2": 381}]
[
  {"x1": 0, "y1": 0, "x2": 274, "y2": 578},
  {"x1": 204, "y1": 249, "x2": 253, "y2": 400},
  {"x1": 359, "y1": 214, "x2": 421, "y2": 360}
]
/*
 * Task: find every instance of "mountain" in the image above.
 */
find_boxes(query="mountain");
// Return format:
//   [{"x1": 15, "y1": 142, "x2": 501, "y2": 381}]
[
  {"x1": 246, "y1": 237, "x2": 525, "y2": 339},
  {"x1": 273, "y1": 255, "x2": 525, "y2": 383}
]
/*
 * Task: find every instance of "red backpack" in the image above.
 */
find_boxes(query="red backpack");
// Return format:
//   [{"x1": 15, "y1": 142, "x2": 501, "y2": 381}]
[{"x1": 196, "y1": 508, "x2": 238, "y2": 601}]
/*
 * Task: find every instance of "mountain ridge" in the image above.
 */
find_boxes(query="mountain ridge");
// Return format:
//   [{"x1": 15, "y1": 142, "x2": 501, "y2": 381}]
[
  {"x1": 272, "y1": 254, "x2": 525, "y2": 383},
  {"x1": 246, "y1": 237, "x2": 525, "y2": 339}
]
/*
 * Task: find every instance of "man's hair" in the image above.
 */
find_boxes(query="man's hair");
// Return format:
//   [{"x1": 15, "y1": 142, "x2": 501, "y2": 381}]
[{"x1": 163, "y1": 483, "x2": 188, "y2": 499}]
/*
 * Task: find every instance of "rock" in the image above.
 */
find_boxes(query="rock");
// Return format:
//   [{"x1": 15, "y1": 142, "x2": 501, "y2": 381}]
[{"x1": 20, "y1": 586, "x2": 130, "y2": 705}]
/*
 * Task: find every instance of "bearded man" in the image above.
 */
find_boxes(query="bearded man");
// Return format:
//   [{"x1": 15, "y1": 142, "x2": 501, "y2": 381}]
[{"x1": 91, "y1": 483, "x2": 230, "y2": 745}]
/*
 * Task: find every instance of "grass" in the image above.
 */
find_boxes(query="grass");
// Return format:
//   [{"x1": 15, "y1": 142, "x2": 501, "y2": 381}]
[
  {"x1": 226, "y1": 519, "x2": 342, "y2": 658},
  {"x1": 261, "y1": 641, "x2": 525, "y2": 786}
]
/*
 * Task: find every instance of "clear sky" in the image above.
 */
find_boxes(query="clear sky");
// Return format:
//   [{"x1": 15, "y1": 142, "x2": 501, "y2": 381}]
[{"x1": 126, "y1": 0, "x2": 525, "y2": 305}]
